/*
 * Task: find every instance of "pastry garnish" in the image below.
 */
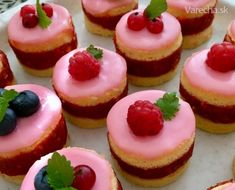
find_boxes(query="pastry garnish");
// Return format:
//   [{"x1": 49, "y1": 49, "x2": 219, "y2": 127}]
[
  {"x1": 145, "y1": 0, "x2": 167, "y2": 20},
  {"x1": 155, "y1": 92, "x2": 180, "y2": 120},
  {"x1": 36, "y1": 0, "x2": 52, "y2": 29},
  {"x1": 206, "y1": 42, "x2": 235, "y2": 72},
  {"x1": 86, "y1": 45, "x2": 103, "y2": 59}
]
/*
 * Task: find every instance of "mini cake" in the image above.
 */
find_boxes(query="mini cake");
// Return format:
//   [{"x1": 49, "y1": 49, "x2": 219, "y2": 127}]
[
  {"x1": 52, "y1": 45, "x2": 127, "y2": 128},
  {"x1": 180, "y1": 42, "x2": 235, "y2": 133},
  {"x1": 208, "y1": 180, "x2": 235, "y2": 190},
  {"x1": 0, "y1": 50, "x2": 14, "y2": 87},
  {"x1": 0, "y1": 84, "x2": 68, "y2": 183},
  {"x1": 81, "y1": 0, "x2": 138, "y2": 36},
  {"x1": 20, "y1": 147, "x2": 123, "y2": 190},
  {"x1": 114, "y1": 0, "x2": 182, "y2": 86},
  {"x1": 167, "y1": 0, "x2": 217, "y2": 49},
  {"x1": 224, "y1": 19, "x2": 235, "y2": 44},
  {"x1": 107, "y1": 90, "x2": 195, "y2": 187},
  {"x1": 8, "y1": 1, "x2": 77, "y2": 77}
]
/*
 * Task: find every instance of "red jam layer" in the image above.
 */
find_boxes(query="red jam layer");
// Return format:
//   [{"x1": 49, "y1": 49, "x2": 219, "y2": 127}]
[
  {"x1": 0, "y1": 50, "x2": 14, "y2": 88},
  {"x1": 82, "y1": 3, "x2": 138, "y2": 30},
  {"x1": 54, "y1": 84, "x2": 128, "y2": 119},
  {"x1": 114, "y1": 36, "x2": 181, "y2": 77},
  {"x1": 0, "y1": 116, "x2": 67, "y2": 176},
  {"x1": 180, "y1": 84, "x2": 235, "y2": 123},
  {"x1": 9, "y1": 34, "x2": 77, "y2": 70},
  {"x1": 179, "y1": 8, "x2": 215, "y2": 35},
  {"x1": 207, "y1": 179, "x2": 233, "y2": 190},
  {"x1": 117, "y1": 178, "x2": 123, "y2": 190},
  {"x1": 109, "y1": 136, "x2": 194, "y2": 179}
]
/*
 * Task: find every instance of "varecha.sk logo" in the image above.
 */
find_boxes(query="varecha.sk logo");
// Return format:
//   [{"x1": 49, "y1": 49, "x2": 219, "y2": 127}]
[{"x1": 185, "y1": 6, "x2": 229, "y2": 14}]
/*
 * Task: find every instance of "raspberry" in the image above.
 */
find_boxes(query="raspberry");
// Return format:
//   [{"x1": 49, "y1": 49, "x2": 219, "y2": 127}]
[
  {"x1": 127, "y1": 12, "x2": 145, "y2": 31},
  {"x1": 146, "y1": 17, "x2": 164, "y2": 34},
  {"x1": 127, "y1": 100, "x2": 164, "y2": 136},
  {"x1": 206, "y1": 42, "x2": 235, "y2": 72},
  {"x1": 20, "y1": 5, "x2": 36, "y2": 17},
  {"x1": 68, "y1": 51, "x2": 100, "y2": 81},
  {"x1": 42, "y1": 3, "x2": 53, "y2": 18}
]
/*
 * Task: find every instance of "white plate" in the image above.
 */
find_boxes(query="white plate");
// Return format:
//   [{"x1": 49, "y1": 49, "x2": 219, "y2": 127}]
[{"x1": 0, "y1": 0, "x2": 235, "y2": 189}]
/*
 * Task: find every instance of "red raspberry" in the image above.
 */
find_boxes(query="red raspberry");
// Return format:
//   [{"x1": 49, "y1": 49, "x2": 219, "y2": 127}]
[
  {"x1": 127, "y1": 100, "x2": 164, "y2": 136},
  {"x1": 146, "y1": 17, "x2": 164, "y2": 34},
  {"x1": 127, "y1": 12, "x2": 145, "y2": 31},
  {"x1": 68, "y1": 51, "x2": 100, "y2": 81},
  {"x1": 42, "y1": 3, "x2": 53, "y2": 17},
  {"x1": 22, "y1": 13, "x2": 39, "y2": 28},
  {"x1": 20, "y1": 5, "x2": 36, "y2": 17},
  {"x1": 206, "y1": 42, "x2": 235, "y2": 72}
]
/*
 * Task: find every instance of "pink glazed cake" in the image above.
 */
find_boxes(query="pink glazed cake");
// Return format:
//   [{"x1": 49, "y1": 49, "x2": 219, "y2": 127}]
[
  {"x1": 52, "y1": 46, "x2": 127, "y2": 128},
  {"x1": 81, "y1": 0, "x2": 138, "y2": 36},
  {"x1": 107, "y1": 90, "x2": 195, "y2": 187},
  {"x1": 208, "y1": 180, "x2": 235, "y2": 190},
  {"x1": 20, "y1": 147, "x2": 123, "y2": 190},
  {"x1": 0, "y1": 84, "x2": 68, "y2": 183},
  {"x1": 8, "y1": 3, "x2": 77, "y2": 77},
  {"x1": 225, "y1": 19, "x2": 235, "y2": 44}
]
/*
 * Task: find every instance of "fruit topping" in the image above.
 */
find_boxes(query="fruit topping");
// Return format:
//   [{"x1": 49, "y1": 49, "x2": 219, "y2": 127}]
[
  {"x1": 20, "y1": 5, "x2": 36, "y2": 17},
  {"x1": 10, "y1": 90, "x2": 40, "y2": 117},
  {"x1": 22, "y1": 13, "x2": 39, "y2": 28},
  {"x1": 34, "y1": 166, "x2": 52, "y2": 190},
  {"x1": 68, "y1": 45, "x2": 102, "y2": 81},
  {"x1": 146, "y1": 17, "x2": 164, "y2": 34},
  {"x1": 42, "y1": 3, "x2": 53, "y2": 18},
  {"x1": 206, "y1": 42, "x2": 235, "y2": 72},
  {"x1": 127, "y1": 100, "x2": 164, "y2": 136},
  {"x1": 0, "y1": 108, "x2": 17, "y2": 136},
  {"x1": 72, "y1": 165, "x2": 96, "y2": 190},
  {"x1": 127, "y1": 12, "x2": 145, "y2": 31},
  {"x1": 36, "y1": 0, "x2": 52, "y2": 28}
]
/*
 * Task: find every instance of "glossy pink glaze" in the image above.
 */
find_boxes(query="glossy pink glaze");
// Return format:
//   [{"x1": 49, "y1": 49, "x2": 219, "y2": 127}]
[
  {"x1": 52, "y1": 48, "x2": 126, "y2": 98},
  {"x1": 115, "y1": 11, "x2": 181, "y2": 50},
  {"x1": 107, "y1": 90, "x2": 195, "y2": 159},
  {"x1": 20, "y1": 147, "x2": 114, "y2": 190},
  {"x1": 167, "y1": 0, "x2": 214, "y2": 9},
  {"x1": 183, "y1": 49, "x2": 235, "y2": 96},
  {"x1": 0, "y1": 84, "x2": 61, "y2": 153},
  {"x1": 224, "y1": 183, "x2": 235, "y2": 190},
  {"x1": 82, "y1": 0, "x2": 134, "y2": 14},
  {"x1": 8, "y1": 4, "x2": 71, "y2": 44},
  {"x1": 229, "y1": 20, "x2": 235, "y2": 40}
]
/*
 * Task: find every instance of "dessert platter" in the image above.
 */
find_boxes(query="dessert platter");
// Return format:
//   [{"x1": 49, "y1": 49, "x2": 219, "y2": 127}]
[{"x1": 0, "y1": 0, "x2": 235, "y2": 189}]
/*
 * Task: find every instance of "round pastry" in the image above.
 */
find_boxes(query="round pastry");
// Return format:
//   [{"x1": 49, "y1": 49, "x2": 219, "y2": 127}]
[
  {"x1": 8, "y1": 2, "x2": 77, "y2": 77},
  {"x1": 0, "y1": 50, "x2": 14, "y2": 87},
  {"x1": 107, "y1": 90, "x2": 195, "y2": 187},
  {"x1": 167, "y1": 0, "x2": 217, "y2": 49},
  {"x1": 0, "y1": 84, "x2": 68, "y2": 183},
  {"x1": 114, "y1": 3, "x2": 182, "y2": 86},
  {"x1": 180, "y1": 42, "x2": 235, "y2": 133},
  {"x1": 20, "y1": 147, "x2": 123, "y2": 190},
  {"x1": 81, "y1": 0, "x2": 138, "y2": 36},
  {"x1": 52, "y1": 45, "x2": 127, "y2": 128},
  {"x1": 224, "y1": 19, "x2": 235, "y2": 44},
  {"x1": 208, "y1": 180, "x2": 235, "y2": 190}
]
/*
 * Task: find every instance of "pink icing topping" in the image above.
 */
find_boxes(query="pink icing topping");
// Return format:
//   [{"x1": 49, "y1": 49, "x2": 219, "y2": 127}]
[
  {"x1": 8, "y1": 4, "x2": 71, "y2": 44},
  {"x1": 20, "y1": 147, "x2": 113, "y2": 190},
  {"x1": 82, "y1": 0, "x2": 134, "y2": 14},
  {"x1": 229, "y1": 20, "x2": 235, "y2": 40},
  {"x1": 115, "y1": 11, "x2": 181, "y2": 50},
  {"x1": 52, "y1": 48, "x2": 126, "y2": 98},
  {"x1": 224, "y1": 183, "x2": 235, "y2": 190},
  {"x1": 167, "y1": 0, "x2": 214, "y2": 9},
  {"x1": 0, "y1": 84, "x2": 61, "y2": 153},
  {"x1": 183, "y1": 49, "x2": 235, "y2": 96},
  {"x1": 107, "y1": 90, "x2": 195, "y2": 159}
]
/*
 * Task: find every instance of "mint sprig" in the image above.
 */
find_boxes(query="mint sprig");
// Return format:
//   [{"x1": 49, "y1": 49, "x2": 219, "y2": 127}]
[
  {"x1": 86, "y1": 45, "x2": 103, "y2": 59},
  {"x1": 0, "y1": 90, "x2": 19, "y2": 122},
  {"x1": 145, "y1": 0, "x2": 167, "y2": 20},
  {"x1": 155, "y1": 92, "x2": 180, "y2": 120},
  {"x1": 47, "y1": 152, "x2": 75, "y2": 190},
  {"x1": 36, "y1": 0, "x2": 52, "y2": 29}
]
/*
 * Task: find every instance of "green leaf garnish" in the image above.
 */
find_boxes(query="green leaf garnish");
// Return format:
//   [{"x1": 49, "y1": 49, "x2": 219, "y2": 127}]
[
  {"x1": 155, "y1": 92, "x2": 180, "y2": 120},
  {"x1": 145, "y1": 0, "x2": 167, "y2": 20},
  {"x1": 36, "y1": 0, "x2": 52, "y2": 29},
  {"x1": 86, "y1": 45, "x2": 103, "y2": 59},
  {"x1": 47, "y1": 152, "x2": 75, "y2": 189},
  {"x1": 0, "y1": 89, "x2": 19, "y2": 122}
]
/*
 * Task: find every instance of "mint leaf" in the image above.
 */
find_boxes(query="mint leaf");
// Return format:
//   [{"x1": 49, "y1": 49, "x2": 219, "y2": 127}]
[
  {"x1": 0, "y1": 98, "x2": 8, "y2": 122},
  {"x1": 57, "y1": 187, "x2": 76, "y2": 190},
  {"x1": 155, "y1": 92, "x2": 180, "y2": 120},
  {"x1": 47, "y1": 152, "x2": 74, "y2": 189},
  {"x1": 36, "y1": 0, "x2": 52, "y2": 29},
  {"x1": 86, "y1": 45, "x2": 103, "y2": 59},
  {"x1": 146, "y1": 0, "x2": 167, "y2": 19},
  {"x1": 2, "y1": 89, "x2": 19, "y2": 102}
]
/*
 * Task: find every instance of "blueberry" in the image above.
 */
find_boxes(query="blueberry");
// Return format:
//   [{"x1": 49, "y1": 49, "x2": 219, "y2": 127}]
[
  {"x1": 0, "y1": 108, "x2": 17, "y2": 136},
  {"x1": 34, "y1": 166, "x2": 52, "y2": 190},
  {"x1": 0, "y1": 88, "x2": 6, "y2": 96},
  {"x1": 10, "y1": 90, "x2": 40, "y2": 117}
]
